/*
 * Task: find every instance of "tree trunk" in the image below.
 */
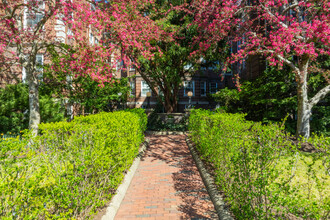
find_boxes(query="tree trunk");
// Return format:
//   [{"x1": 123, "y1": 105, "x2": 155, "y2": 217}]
[
  {"x1": 163, "y1": 84, "x2": 179, "y2": 113},
  {"x1": 164, "y1": 92, "x2": 176, "y2": 113},
  {"x1": 296, "y1": 66, "x2": 311, "y2": 139},
  {"x1": 27, "y1": 71, "x2": 40, "y2": 136}
]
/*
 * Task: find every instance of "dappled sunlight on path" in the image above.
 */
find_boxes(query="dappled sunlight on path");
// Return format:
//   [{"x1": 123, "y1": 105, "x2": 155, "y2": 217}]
[{"x1": 114, "y1": 134, "x2": 217, "y2": 220}]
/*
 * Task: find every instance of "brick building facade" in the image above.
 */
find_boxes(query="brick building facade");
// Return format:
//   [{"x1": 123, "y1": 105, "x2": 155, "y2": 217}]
[{"x1": 118, "y1": 65, "x2": 237, "y2": 112}]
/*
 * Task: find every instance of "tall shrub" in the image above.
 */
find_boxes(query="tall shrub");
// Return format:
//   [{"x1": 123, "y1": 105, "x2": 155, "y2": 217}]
[
  {"x1": 0, "y1": 111, "x2": 147, "y2": 219},
  {"x1": 0, "y1": 83, "x2": 65, "y2": 134},
  {"x1": 189, "y1": 109, "x2": 329, "y2": 219}
]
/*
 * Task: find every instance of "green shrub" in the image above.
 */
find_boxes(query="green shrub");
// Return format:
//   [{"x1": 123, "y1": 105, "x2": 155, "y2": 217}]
[
  {"x1": 189, "y1": 109, "x2": 330, "y2": 219},
  {"x1": 0, "y1": 84, "x2": 29, "y2": 133},
  {"x1": 124, "y1": 108, "x2": 148, "y2": 133},
  {"x1": 0, "y1": 83, "x2": 65, "y2": 134},
  {"x1": 0, "y1": 111, "x2": 147, "y2": 219},
  {"x1": 211, "y1": 87, "x2": 239, "y2": 112},
  {"x1": 147, "y1": 112, "x2": 188, "y2": 131},
  {"x1": 233, "y1": 66, "x2": 329, "y2": 135},
  {"x1": 43, "y1": 45, "x2": 131, "y2": 114}
]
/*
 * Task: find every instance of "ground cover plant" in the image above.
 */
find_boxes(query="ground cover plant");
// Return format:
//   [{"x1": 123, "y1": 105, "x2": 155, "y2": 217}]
[
  {"x1": 0, "y1": 110, "x2": 147, "y2": 219},
  {"x1": 189, "y1": 109, "x2": 329, "y2": 219}
]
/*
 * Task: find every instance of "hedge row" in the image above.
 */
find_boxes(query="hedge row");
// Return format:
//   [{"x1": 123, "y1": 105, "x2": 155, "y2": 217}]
[
  {"x1": 189, "y1": 109, "x2": 329, "y2": 219},
  {"x1": 0, "y1": 110, "x2": 147, "y2": 219}
]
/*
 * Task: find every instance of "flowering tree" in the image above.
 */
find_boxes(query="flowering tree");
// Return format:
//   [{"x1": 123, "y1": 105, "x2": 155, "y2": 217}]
[
  {"x1": 130, "y1": 1, "x2": 200, "y2": 113},
  {"x1": 128, "y1": 1, "x2": 225, "y2": 113},
  {"x1": 0, "y1": 0, "x2": 165, "y2": 135},
  {"x1": 194, "y1": 0, "x2": 330, "y2": 138}
]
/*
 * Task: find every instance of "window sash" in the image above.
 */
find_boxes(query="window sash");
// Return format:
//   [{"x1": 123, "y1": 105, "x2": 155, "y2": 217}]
[
  {"x1": 184, "y1": 81, "x2": 195, "y2": 96},
  {"x1": 36, "y1": 54, "x2": 43, "y2": 81},
  {"x1": 25, "y1": 0, "x2": 45, "y2": 29},
  {"x1": 141, "y1": 81, "x2": 151, "y2": 97},
  {"x1": 130, "y1": 81, "x2": 135, "y2": 95},
  {"x1": 89, "y1": 33, "x2": 94, "y2": 45},
  {"x1": 200, "y1": 81, "x2": 206, "y2": 96},
  {"x1": 209, "y1": 82, "x2": 217, "y2": 94}
]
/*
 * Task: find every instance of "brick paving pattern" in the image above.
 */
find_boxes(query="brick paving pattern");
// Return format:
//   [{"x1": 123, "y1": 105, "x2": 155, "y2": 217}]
[{"x1": 115, "y1": 134, "x2": 217, "y2": 220}]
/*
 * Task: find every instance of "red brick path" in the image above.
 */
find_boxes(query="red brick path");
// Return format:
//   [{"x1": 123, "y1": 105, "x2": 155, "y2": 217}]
[{"x1": 115, "y1": 134, "x2": 217, "y2": 220}]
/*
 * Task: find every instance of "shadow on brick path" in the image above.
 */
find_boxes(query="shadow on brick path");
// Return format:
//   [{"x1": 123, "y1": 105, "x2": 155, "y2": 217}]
[{"x1": 114, "y1": 134, "x2": 217, "y2": 220}]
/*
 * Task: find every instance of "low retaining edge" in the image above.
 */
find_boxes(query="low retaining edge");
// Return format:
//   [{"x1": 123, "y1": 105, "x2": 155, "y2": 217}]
[
  {"x1": 101, "y1": 139, "x2": 150, "y2": 220},
  {"x1": 186, "y1": 136, "x2": 234, "y2": 220}
]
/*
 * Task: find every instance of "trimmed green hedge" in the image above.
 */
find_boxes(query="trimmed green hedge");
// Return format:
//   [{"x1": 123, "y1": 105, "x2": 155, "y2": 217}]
[
  {"x1": 189, "y1": 109, "x2": 329, "y2": 219},
  {"x1": 0, "y1": 110, "x2": 147, "y2": 219}
]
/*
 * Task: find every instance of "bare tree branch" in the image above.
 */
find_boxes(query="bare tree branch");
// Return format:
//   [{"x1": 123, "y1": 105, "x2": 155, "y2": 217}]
[
  {"x1": 309, "y1": 84, "x2": 330, "y2": 107},
  {"x1": 282, "y1": 3, "x2": 299, "y2": 15}
]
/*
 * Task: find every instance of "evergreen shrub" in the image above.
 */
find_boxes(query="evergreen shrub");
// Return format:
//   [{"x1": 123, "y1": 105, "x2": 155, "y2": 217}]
[
  {"x1": 189, "y1": 109, "x2": 329, "y2": 219},
  {"x1": 0, "y1": 110, "x2": 147, "y2": 219},
  {"x1": 0, "y1": 83, "x2": 65, "y2": 134}
]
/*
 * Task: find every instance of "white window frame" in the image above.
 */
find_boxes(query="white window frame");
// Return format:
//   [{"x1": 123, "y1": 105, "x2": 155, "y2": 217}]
[
  {"x1": 116, "y1": 60, "x2": 123, "y2": 71},
  {"x1": 200, "y1": 81, "x2": 206, "y2": 97},
  {"x1": 129, "y1": 58, "x2": 135, "y2": 71},
  {"x1": 22, "y1": 67, "x2": 27, "y2": 83},
  {"x1": 209, "y1": 82, "x2": 218, "y2": 94},
  {"x1": 89, "y1": 32, "x2": 94, "y2": 45},
  {"x1": 184, "y1": 81, "x2": 195, "y2": 97},
  {"x1": 130, "y1": 81, "x2": 135, "y2": 95},
  {"x1": 66, "y1": 12, "x2": 74, "y2": 42},
  {"x1": 141, "y1": 81, "x2": 151, "y2": 97},
  {"x1": 90, "y1": 2, "x2": 96, "y2": 11},
  {"x1": 36, "y1": 54, "x2": 44, "y2": 81},
  {"x1": 184, "y1": 63, "x2": 193, "y2": 70},
  {"x1": 24, "y1": 0, "x2": 45, "y2": 30},
  {"x1": 36, "y1": 54, "x2": 43, "y2": 70}
]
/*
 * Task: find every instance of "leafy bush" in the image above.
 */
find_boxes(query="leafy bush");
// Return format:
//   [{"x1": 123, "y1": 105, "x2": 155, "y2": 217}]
[
  {"x1": 125, "y1": 108, "x2": 148, "y2": 132},
  {"x1": 0, "y1": 83, "x2": 65, "y2": 134},
  {"x1": 0, "y1": 111, "x2": 147, "y2": 219},
  {"x1": 189, "y1": 109, "x2": 330, "y2": 219},
  {"x1": 43, "y1": 45, "x2": 131, "y2": 114},
  {"x1": 147, "y1": 112, "x2": 187, "y2": 131},
  {"x1": 224, "y1": 66, "x2": 329, "y2": 135},
  {"x1": 211, "y1": 87, "x2": 239, "y2": 112},
  {"x1": 0, "y1": 84, "x2": 29, "y2": 133}
]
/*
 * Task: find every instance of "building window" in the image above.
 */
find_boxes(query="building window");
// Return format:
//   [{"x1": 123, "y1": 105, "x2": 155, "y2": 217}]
[
  {"x1": 36, "y1": 54, "x2": 44, "y2": 81},
  {"x1": 130, "y1": 81, "x2": 135, "y2": 95},
  {"x1": 141, "y1": 81, "x2": 151, "y2": 97},
  {"x1": 200, "y1": 81, "x2": 206, "y2": 96},
  {"x1": 27, "y1": 13, "x2": 43, "y2": 28},
  {"x1": 22, "y1": 67, "x2": 26, "y2": 83},
  {"x1": 89, "y1": 33, "x2": 94, "y2": 45},
  {"x1": 25, "y1": 0, "x2": 45, "y2": 29},
  {"x1": 130, "y1": 59, "x2": 135, "y2": 71},
  {"x1": 184, "y1": 81, "x2": 195, "y2": 96},
  {"x1": 90, "y1": 3, "x2": 96, "y2": 11},
  {"x1": 184, "y1": 63, "x2": 193, "y2": 70},
  {"x1": 116, "y1": 60, "x2": 123, "y2": 71},
  {"x1": 209, "y1": 82, "x2": 217, "y2": 94}
]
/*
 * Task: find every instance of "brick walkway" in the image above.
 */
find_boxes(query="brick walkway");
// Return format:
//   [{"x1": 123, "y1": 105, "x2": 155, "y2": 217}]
[{"x1": 115, "y1": 134, "x2": 217, "y2": 220}]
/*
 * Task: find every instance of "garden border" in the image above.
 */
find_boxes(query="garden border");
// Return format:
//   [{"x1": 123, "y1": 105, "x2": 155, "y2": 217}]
[
  {"x1": 186, "y1": 136, "x2": 235, "y2": 220},
  {"x1": 145, "y1": 130, "x2": 186, "y2": 135},
  {"x1": 100, "y1": 138, "x2": 150, "y2": 220}
]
